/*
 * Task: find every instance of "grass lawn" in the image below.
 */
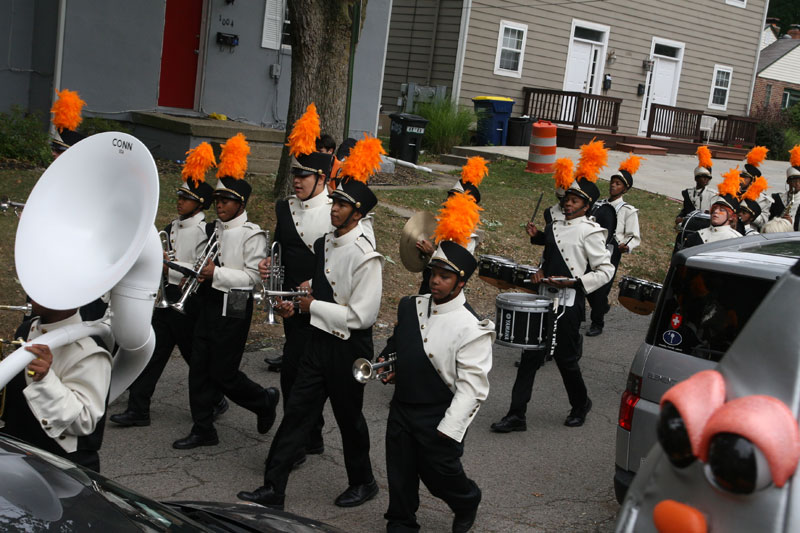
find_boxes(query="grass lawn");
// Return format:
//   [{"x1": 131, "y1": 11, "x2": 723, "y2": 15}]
[{"x1": 0, "y1": 158, "x2": 679, "y2": 346}]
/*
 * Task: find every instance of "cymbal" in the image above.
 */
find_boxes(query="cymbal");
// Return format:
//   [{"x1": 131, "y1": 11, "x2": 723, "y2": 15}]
[{"x1": 400, "y1": 211, "x2": 437, "y2": 272}]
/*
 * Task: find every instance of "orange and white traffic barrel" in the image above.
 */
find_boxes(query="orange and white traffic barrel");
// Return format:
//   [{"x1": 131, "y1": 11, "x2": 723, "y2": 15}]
[{"x1": 525, "y1": 120, "x2": 557, "y2": 174}]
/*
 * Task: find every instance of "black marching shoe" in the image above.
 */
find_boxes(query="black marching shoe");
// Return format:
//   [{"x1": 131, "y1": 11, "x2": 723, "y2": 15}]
[
  {"x1": 490, "y1": 414, "x2": 526, "y2": 433},
  {"x1": 586, "y1": 323, "x2": 603, "y2": 337},
  {"x1": 237, "y1": 484, "x2": 285, "y2": 510},
  {"x1": 172, "y1": 432, "x2": 219, "y2": 450},
  {"x1": 257, "y1": 387, "x2": 280, "y2": 434},
  {"x1": 452, "y1": 506, "x2": 479, "y2": 533},
  {"x1": 109, "y1": 410, "x2": 150, "y2": 427},
  {"x1": 213, "y1": 398, "x2": 229, "y2": 420},
  {"x1": 564, "y1": 398, "x2": 593, "y2": 427},
  {"x1": 334, "y1": 479, "x2": 379, "y2": 508}
]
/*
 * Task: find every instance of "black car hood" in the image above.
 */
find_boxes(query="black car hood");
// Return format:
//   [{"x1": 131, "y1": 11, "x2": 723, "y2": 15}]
[{"x1": 165, "y1": 500, "x2": 347, "y2": 532}]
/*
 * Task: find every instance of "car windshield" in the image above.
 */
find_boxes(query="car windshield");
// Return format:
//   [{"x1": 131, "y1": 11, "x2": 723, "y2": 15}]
[
  {"x1": 648, "y1": 265, "x2": 774, "y2": 361},
  {"x1": 744, "y1": 241, "x2": 800, "y2": 259}
]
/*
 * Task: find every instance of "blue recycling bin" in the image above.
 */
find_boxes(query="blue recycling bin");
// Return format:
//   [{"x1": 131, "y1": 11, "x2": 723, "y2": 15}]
[{"x1": 472, "y1": 96, "x2": 515, "y2": 146}]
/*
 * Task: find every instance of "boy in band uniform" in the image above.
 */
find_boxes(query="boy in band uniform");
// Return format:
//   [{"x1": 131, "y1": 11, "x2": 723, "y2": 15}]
[
  {"x1": 675, "y1": 146, "x2": 715, "y2": 225},
  {"x1": 684, "y1": 167, "x2": 743, "y2": 248},
  {"x1": 766, "y1": 145, "x2": 800, "y2": 231},
  {"x1": 738, "y1": 176, "x2": 768, "y2": 236},
  {"x1": 173, "y1": 133, "x2": 278, "y2": 450},
  {"x1": 737, "y1": 146, "x2": 772, "y2": 230},
  {"x1": 238, "y1": 135, "x2": 385, "y2": 511}
]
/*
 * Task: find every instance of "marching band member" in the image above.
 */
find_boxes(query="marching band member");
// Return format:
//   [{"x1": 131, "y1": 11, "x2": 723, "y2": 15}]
[
  {"x1": 683, "y1": 167, "x2": 743, "y2": 248},
  {"x1": 766, "y1": 145, "x2": 800, "y2": 232},
  {"x1": 173, "y1": 133, "x2": 278, "y2": 450},
  {"x1": 738, "y1": 176, "x2": 768, "y2": 236},
  {"x1": 50, "y1": 88, "x2": 86, "y2": 159},
  {"x1": 381, "y1": 191, "x2": 493, "y2": 533},
  {"x1": 492, "y1": 174, "x2": 614, "y2": 433},
  {"x1": 587, "y1": 154, "x2": 642, "y2": 337},
  {"x1": 1, "y1": 301, "x2": 111, "y2": 472},
  {"x1": 675, "y1": 146, "x2": 715, "y2": 226},
  {"x1": 737, "y1": 146, "x2": 772, "y2": 230},
  {"x1": 238, "y1": 135, "x2": 385, "y2": 510},
  {"x1": 260, "y1": 103, "x2": 335, "y2": 460},
  {"x1": 111, "y1": 144, "x2": 226, "y2": 428},
  {"x1": 416, "y1": 156, "x2": 487, "y2": 294}
]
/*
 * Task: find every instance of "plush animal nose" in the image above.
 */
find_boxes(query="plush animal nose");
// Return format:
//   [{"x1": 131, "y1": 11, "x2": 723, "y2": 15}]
[{"x1": 653, "y1": 500, "x2": 707, "y2": 533}]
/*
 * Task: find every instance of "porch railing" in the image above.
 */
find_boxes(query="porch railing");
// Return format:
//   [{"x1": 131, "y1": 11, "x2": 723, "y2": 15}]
[
  {"x1": 646, "y1": 103, "x2": 758, "y2": 147},
  {"x1": 522, "y1": 87, "x2": 622, "y2": 133}
]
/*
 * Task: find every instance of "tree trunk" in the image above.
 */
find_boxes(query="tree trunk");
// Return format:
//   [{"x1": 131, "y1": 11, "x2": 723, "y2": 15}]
[{"x1": 273, "y1": 0, "x2": 364, "y2": 198}]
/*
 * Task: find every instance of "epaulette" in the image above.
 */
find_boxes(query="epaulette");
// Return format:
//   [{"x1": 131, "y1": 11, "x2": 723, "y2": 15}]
[{"x1": 354, "y1": 234, "x2": 376, "y2": 254}]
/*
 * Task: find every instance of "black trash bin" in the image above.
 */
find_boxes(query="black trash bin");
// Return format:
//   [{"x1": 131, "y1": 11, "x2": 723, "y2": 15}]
[
  {"x1": 507, "y1": 116, "x2": 535, "y2": 146},
  {"x1": 389, "y1": 113, "x2": 429, "y2": 164}
]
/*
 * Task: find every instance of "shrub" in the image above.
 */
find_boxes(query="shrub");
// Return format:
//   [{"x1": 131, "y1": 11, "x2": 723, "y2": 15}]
[
  {"x1": 753, "y1": 107, "x2": 789, "y2": 160},
  {"x1": 79, "y1": 117, "x2": 132, "y2": 136},
  {"x1": 784, "y1": 128, "x2": 800, "y2": 156},
  {"x1": 0, "y1": 106, "x2": 52, "y2": 166},
  {"x1": 415, "y1": 98, "x2": 475, "y2": 155}
]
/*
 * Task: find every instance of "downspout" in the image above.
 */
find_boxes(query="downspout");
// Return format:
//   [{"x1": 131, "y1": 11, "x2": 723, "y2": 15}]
[
  {"x1": 425, "y1": 0, "x2": 441, "y2": 85},
  {"x1": 451, "y1": 0, "x2": 471, "y2": 105},
  {"x1": 374, "y1": 0, "x2": 393, "y2": 135},
  {"x1": 50, "y1": 0, "x2": 67, "y2": 136},
  {"x1": 344, "y1": 0, "x2": 362, "y2": 140},
  {"x1": 747, "y1": 0, "x2": 769, "y2": 114}
]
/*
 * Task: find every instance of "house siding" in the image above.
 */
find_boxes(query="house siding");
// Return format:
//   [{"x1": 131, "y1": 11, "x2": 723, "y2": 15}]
[
  {"x1": 458, "y1": 0, "x2": 766, "y2": 136},
  {"x1": 381, "y1": 0, "x2": 463, "y2": 113},
  {"x1": 759, "y1": 46, "x2": 800, "y2": 85}
]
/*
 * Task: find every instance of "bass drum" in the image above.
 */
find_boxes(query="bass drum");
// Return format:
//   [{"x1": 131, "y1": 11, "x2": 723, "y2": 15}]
[
  {"x1": 618, "y1": 276, "x2": 663, "y2": 316},
  {"x1": 495, "y1": 293, "x2": 554, "y2": 350}
]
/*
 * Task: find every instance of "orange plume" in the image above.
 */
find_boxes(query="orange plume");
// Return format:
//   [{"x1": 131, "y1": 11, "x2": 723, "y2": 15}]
[
  {"x1": 51, "y1": 89, "x2": 86, "y2": 132},
  {"x1": 746, "y1": 146, "x2": 768, "y2": 167},
  {"x1": 287, "y1": 103, "x2": 321, "y2": 157},
  {"x1": 553, "y1": 158, "x2": 574, "y2": 190},
  {"x1": 718, "y1": 166, "x2": 741, "y2": 197},
  {"x1": 742, "y1": 176, "x2": 768, "y2": 201},
  {"x1": 182, "y1": 142, "x2": 217, "y2": 185},
  {"x1": 696, "y1": 145, "x2": 713, "y2": 169},
  {"x1": 574, "y1": 139, "x2": 608, "y2": 182},
  {"x1": 790, "y1": 145, "x2": 800, "y2": 167},
  {"x1": 433, "y1": 191, "x2": 482, "y2": 247},
  {"x1": 619, "y1": 154, "x2": 643, "y2": 176},
  {"x1": 340, "y1": 133, "x2": 386, "y2": 184},
  {"x1": 216, "y1": 133, "x2": 250, "y2": 179},
  {"x1": 461, "y1": 156, "x2": 489, "y2": 186}
]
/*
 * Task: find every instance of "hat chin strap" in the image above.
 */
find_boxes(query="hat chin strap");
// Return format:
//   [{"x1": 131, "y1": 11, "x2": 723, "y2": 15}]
[{"x1": 299, "y1": 173, "x2": 327, "y2": 202}]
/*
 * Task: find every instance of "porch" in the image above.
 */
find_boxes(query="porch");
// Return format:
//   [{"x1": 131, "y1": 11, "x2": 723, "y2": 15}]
[{"x1": 520, "y1": 87, "x2": 757, "y2": 157}]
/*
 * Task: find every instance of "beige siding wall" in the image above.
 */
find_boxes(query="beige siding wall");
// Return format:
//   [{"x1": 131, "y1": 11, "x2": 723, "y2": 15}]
[
  {"x1": 381, "y1": 0, "x2": 463, "y2": 113},
  {"x1": 458, "y1": 0, "x2": 766, "y2": 136},
  {"x1": 760, "y1": 47, "x2": 800, "y2": 85}
]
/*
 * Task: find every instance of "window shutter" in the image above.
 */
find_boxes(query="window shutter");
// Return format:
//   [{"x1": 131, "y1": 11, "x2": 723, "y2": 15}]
[{"x1": 261, "y1": 0, "x2": 283, "y2": 50}]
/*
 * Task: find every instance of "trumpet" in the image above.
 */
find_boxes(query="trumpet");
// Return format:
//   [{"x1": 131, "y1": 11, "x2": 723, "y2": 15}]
[
  {"x1": 0, "y1": 196, "x2": 25, "y2": 217},
  {"x1": 259, "y1": 235, "x2": 284, "y2": 325},
  {"x1": 155, "y1": 231, "x2": 174, "y2": 309},
  {"x1": 352, "y1": 354, "x2": 396, "y2": 384},
  {"x1": 0, "y1": 303, "x2": 32, "y2": 316},
  {"x1": 171, "y1": 233, "x2": 220, "y2": 314}
]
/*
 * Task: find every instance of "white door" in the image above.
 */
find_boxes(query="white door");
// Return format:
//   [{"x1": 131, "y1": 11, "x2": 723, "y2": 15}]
[
  {"x1": 562, "y1": 40, "x2": 604, "y2": 122},
  {"x1": 639, "y1": 43, "x2": 683, "y2": 135}
]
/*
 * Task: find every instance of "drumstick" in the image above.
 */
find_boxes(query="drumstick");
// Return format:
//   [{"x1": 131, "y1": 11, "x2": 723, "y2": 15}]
[
  {"x1": 623, "y1": 236, "x2": 634, "y2": 246},
  {"x1": 529, "y1": 192, "x2": 544, "y2": 223}
]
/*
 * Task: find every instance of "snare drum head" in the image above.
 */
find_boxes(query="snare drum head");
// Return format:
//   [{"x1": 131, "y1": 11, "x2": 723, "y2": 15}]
[{"x1": 496, "y1": 292, "x2": 553, "y2": 311}]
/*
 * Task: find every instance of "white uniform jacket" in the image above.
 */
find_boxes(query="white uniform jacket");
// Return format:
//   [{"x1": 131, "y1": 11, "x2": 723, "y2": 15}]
[
  {"x1": 310, "y1": 228, "x2": 384, "y2": 340},
  {"x1": 360, "y1": 214, "x2": 377, "y2": 248},
  {"x1": 167, "y1": 212, "x2": 207, "y2": 286},
  {"x1": 742, "y1": 224, "x2": 759, "y2": 236},
  {"x1": 545, "y1": 203, "x2": 565, "y2": 223},
  {"x1": 210, "y1": 211, "x2": 267, "y2": 292},
  {"x1": 549, "y1": 217, "x2": 615, "y2": 295},
  {"x1": 608, "y1": 197, "x2": 641, "y2": 253},
  {"x1": 752, "y1": 192, "x2": 773, "y2": 230},
  {"x1": 697, "y1": 225, "x2": 742, "y2": 244},
  {"x1": 22, "y1": 312, "x2": 112, "y2": 453},
  {"x1": 683, "y1": 187, "x2": 716, "y2": 213},
  {"x1": 286, "y1": 192, "x2": 334, "y2": 252},
  {"x1": 413, "y1": 292, "x2": 494, "y2": 443}
]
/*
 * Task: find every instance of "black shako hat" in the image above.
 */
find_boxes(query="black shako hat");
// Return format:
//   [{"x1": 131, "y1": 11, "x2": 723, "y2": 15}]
[
  {"x1": 329, "y1": 177, "x2": 378, "y2": 216},
  {"x1": 429, "y1": 240, "x2": 477, "y2": 281},
  {"x1": 293, "y1": 151, "x2": 335, "y2": 178},
  {"x1": 178, "y1": 181, "x2": 215, "y2": 210},
  {"x1": 714, "y1": 193, "x2": 740, "y2": 212},
  {"x1": 612, "y1": 170, "x2": 634, "y2": 189},
  {"x1": 51, "y1": 129, "x2": 86, "y2": 153},
  {"x1": 213, "y1": 176, "x2": 252, "y2": 205},
  {"x1": 566, "y1": 177, "x2": 600, "y2": 205},
  {"x1": 448, "y1": 179, "x2": 481, "y2": 204},
  {"x1": 336, "y1": 137, "x2": 357, "y2": 161},
  {"x1": 738, "y1": 197, "x2": 761, "y2": 218},
  {"x1": 740, "y1": 164, "x2": 762, "y2": 180}
]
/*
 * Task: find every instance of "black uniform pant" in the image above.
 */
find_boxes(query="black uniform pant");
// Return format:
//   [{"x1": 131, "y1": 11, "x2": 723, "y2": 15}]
[
  {"x1": 280, "y1": 316, "x2": 324, "y2": 448},
  {"x1": 385, "y1": 400, "x2": 481, "y2": 532},
  {"x1": 188, "y1": 290, "x2": 267, "y2": 437},
  {"x1": 508, "y1": 302, "x2": 588, "y2": 417},
  {"x1": 263, "y1": 329, "x2": 373, "y2": 494},
  {"x1": 587, "y1": 248, "x2": 622, "y2": 327}
]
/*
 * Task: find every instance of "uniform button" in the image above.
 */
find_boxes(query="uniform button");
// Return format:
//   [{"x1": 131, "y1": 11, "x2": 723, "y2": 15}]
[
  {"x1": 334, "y1": 292, "x2": 338, "y2": 297},
  {"x1": 221, "y1": 262, "x2": 224, "y2": 266},
  {"x1": 295, "y1": 222, "x2": 299, "y2": 226},
  {"x1": 41, "y1": 419, "x2": 48, "y2": 426},
  {"x1": 301, "y1": 232, "x2": 304, "y2": 236},
  {"x1": 469, "y1": 412, "x2": 474, "y2": 417},
  {"x1": 428, "y1": 353, "x2": 433, "y2": 358},
  {"x1": 42, "y1": 329, "x2": 48, "y2": 334},
  {"x1": 433, "y1": 310, "x2": 438, "y2": 314},
  {"x1": 437, "y1": 369, "x2": 441, "y2": 373},
  {"x1": 59, "y1": 435, "x2": 66, "y2": 440},
  {"x1": 331, "y1": 281, "x2": 335, "y2": 286},
  {"x1": 421, "y1": 325, "x2": 425, "y2": 329},
  {"x1": 292, "y1": 211, "x2": 296, "y2": 215},
  {"x1": 304, "y1": 204, "x2": 309, "y2": 208},
  {"x1": 326, "y1": 268, "x2": 330, "y2": 273},
  {"x1": 424, "y1": 338, "x2": 428, "y2": 342},
  {"x1": 308, "y1": 244, "x2": 313, "y2": 249},
  {"x1": 419, "y1": 313, "x2": 423, "y2": 317},
  {"x1": 565, "y1": 258, "x2": 569, "y2": 261}
]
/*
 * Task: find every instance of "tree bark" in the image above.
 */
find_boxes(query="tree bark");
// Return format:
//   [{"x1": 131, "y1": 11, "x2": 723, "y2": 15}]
[{"x1": 273, "y1": 0, "x2": 365, "y2": 198}]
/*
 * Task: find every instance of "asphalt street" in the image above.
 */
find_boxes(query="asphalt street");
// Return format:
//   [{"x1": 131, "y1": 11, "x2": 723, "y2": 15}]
[{"x1": 102, "y1": 305, "x2": 649, "y2": 533}]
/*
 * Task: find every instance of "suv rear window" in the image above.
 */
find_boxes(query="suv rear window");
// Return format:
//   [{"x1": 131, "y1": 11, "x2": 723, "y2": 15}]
[{"x1": 647, "y1": 265, "x2": 774, "y2": 361}]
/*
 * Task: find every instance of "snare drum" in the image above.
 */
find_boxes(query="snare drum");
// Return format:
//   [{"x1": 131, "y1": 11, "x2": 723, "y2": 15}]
[
  {"x1": 495, "y1": 293, "x2": 554, "y2": 349},
  {"x1": 618, "y1": 276, "x2": 663, "y2": 315},
  {"x1": 478, "y1": 255, "x2": 516, "y2": 289},
  {"x1": 511, "y1": 264, "x2": 539, "y2": 293},
  {"x1": 674, "y1": 211, "x2": 711, "y2": 252}
]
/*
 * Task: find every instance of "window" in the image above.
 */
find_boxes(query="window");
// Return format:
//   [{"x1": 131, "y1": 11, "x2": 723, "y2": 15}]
[
  {"x1": 708, "y1": 65, "x2": 733, "y2": 111},
  {"x1": 653, "y1": 44, "x2": 680, "y2": 58},
  {"x1": 261, "y1": 0, "x2": 290, "y2": 50},
  {"x1": 725, "y1": 0, "x2": 746, "y2": 7},
  {"x1": 782, "y1": 88, "x2": 800, "y2": 109},
  {"x1": 763, "y1": 84, "x2": 772, "y2": 108},
  {"x1": 493, "y1": 20, "x2": 527, "y2": 78}
]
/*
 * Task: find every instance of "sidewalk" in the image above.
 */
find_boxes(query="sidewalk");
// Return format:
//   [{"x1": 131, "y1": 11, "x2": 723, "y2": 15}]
[{"x1": 457, "y1": 145, "x2": 790, "y2": 201}]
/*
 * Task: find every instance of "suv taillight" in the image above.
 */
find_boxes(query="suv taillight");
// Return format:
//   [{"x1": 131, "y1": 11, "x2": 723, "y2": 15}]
[{"x1": 618, "y1": 372, "x2": 642, "y2": 431}]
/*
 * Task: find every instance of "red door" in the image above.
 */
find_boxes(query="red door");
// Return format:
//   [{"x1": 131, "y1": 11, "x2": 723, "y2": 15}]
[{"x1": 158, "y1": 0, "x2": 203, "y2": 109}]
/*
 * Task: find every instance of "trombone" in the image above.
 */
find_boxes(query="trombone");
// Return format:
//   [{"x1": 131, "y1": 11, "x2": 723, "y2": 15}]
[
  {"x1": 0, "y1": 304, "x2": 32, "y2": 316},
  {"x1": 171, "y1": 233, "x2": 220, "y2": 315},
  {"x1": 352, "y1": 354, "x2": 396, "y2": 384}
]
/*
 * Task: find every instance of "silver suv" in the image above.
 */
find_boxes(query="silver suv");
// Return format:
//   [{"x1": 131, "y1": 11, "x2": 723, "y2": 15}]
[{"x1": 613, "y1": 233, "x2": 800, "y2": 503}]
